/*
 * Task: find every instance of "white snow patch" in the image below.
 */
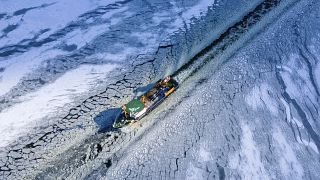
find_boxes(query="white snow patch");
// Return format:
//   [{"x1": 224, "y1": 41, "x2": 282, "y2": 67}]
[
  {"x1": 245, "y1": 83, "x2": 278, "y2": 115},
  {"x1": 167, "y1": 0, "x2": 220, "y2": 32},
  {"x1": 198, "y1": 144, "x2": 212, "y2": 162},
  {"x1": 131, "y1": 31, "x2": 158, "y2": 50},
  {"x1": 185, "y1": 163, "x2": 206, "y2": 180},
  {"x1": 181, "y1": 0, "x2": 219, "y2": 28},
  {"x1": 0, "y1": 0, "x2": 117, "y2": 46},
  {"x1": 245, "y1": 86, "x2": 262, "y2": 110},
  {"x1": 89, "y1": 46, "x2": 139, "y2": 63},
  {"x1": 280, "y1": 71, "x2": 300, "y2": 97},
  {"x1": 273, "y1": 128, "x2": 304, "y2": 179},
  {"x1": 0, "y1": 48, "x2": 67, "y2": 96},
  {"x1": 229, "y1": 123, "x2": 269, "y2": 179},
  {"x1": 152, "y1": 11, "x2": 172, "y2": 26},
  {"x1": 101, "y1": 6, "x2": 129, "y2": 20},
  {"x1": 0, "y1": 63, "x2": 118, "y2": 148},
  {"x1": 64, "y1": 24, "x2": 110, "y2": 49}
]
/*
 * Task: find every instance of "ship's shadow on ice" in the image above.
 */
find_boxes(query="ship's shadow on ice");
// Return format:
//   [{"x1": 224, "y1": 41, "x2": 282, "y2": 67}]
[{"x1": 94, "y1": 108, "x2": 121, "y2": 133}]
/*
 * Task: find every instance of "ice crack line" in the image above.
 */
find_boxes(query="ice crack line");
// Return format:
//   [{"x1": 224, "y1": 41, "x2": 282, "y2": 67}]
[{"x1": 276, "y1": 70, "x2": 320, "y2": 152}]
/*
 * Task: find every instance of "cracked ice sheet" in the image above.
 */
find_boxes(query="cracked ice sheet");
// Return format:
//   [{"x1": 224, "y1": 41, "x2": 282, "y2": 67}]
[
  {"x1": 0, "y1": 26, "x2": 109, "y2": 97},
  {"x1": 0, "y1": 0, "x2": 223, "y2": 99},
  {"x1": 0, "y1": 63, "x2": 118, "y2": 148}
]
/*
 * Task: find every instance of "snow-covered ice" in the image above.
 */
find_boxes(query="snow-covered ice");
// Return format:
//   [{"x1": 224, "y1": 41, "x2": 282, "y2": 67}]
[
  {"x1": 245, "y1": 83, "x2": 279, "y2": 116},
  {"x1": 273, "y1": 128, "x2": 303, "y2": 179},
  {"x1": 0, "y1": 63, "x2": 117, "y2": 148},
  {"x1": 229, "y1": 123, "x2": 269, "y2": 180},
  {"x1": 0, "y1": 0, "x2": 118, "y2": 45}
]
